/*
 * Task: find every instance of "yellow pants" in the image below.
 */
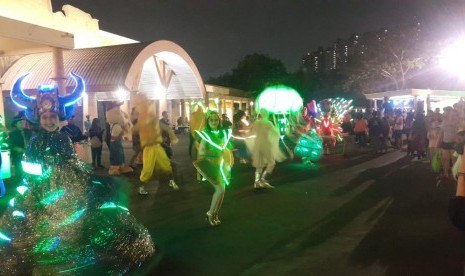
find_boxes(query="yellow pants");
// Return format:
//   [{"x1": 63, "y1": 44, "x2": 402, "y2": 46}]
[{"x1": 140, "y1": 144, "x2": 173, "y2": 183}]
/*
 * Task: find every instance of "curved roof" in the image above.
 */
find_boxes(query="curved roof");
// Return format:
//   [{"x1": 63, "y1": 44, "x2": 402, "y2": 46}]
[{"x1": 1, "y1": 40, "x2": 206, "y2": 100}]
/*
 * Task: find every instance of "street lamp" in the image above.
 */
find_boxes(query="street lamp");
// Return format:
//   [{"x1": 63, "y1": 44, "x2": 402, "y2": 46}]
[{"x1": 439, "y1": 38, "x2": 465, "y2": 77}]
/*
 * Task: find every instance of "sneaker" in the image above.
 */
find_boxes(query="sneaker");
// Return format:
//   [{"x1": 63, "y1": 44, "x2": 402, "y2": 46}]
[
  {"x1": 169, "y1": 180, "x2": 179, "y2": 190},
  {"x1": 138, "y1": 186, "x2": 148, "y2": 195},
  {"x1": 239, "y1": 158, "x2": 248, "y2": 164}
]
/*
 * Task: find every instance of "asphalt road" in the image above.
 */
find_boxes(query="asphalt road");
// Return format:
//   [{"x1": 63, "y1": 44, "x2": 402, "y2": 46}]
[{"x1": 2, "y1": 135, "x2": 464, "y2": 275}]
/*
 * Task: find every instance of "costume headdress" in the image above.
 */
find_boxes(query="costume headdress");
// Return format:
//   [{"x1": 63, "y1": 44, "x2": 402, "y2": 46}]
[{"x1": 10, "y1": 72, "x2": 85, "y2": 123}]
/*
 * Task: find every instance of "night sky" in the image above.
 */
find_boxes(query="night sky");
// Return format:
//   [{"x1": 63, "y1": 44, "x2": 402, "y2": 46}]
[{"x1": 51, "y1": 0, "x2": 465, "y2": 78}]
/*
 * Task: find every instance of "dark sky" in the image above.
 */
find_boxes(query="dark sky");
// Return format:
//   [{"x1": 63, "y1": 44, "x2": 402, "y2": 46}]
[{"x1": 51, "y1": 0, "x2": 465, "y2": 78}]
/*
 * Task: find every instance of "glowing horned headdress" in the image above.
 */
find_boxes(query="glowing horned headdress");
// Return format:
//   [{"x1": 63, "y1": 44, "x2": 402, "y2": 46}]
[{"x1": 10, "y1": 72, "x2": 85, "y2": 123}]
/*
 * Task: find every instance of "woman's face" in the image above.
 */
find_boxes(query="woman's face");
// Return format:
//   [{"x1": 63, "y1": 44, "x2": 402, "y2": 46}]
[
  {"x1": 208, "y1": 114, "x2": 220, "y2": 130},
  {"x1": 40, "y1": 111, "x2": 59, "y2": 132}
]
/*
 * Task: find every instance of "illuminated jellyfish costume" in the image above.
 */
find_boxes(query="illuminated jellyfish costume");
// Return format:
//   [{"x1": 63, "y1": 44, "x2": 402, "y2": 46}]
[
  {"x1": 251, "y1": 86, "x2": 301, "y2": 188},
  {"x1": 0, "y1": 73, "x2": 154, "y2": 275}
]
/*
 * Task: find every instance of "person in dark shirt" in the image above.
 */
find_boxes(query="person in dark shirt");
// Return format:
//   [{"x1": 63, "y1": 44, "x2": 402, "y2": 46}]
[
  {"x1": 221, "y1": 114, "x2": 232, "y2": 129},
  {"x1": 104, "y1": 121, "x2": 111, "y2": 150},
  {"x1": 368, "y1": 111, "x2": 383, "y2": 154},
  {"x1": 382, "y1": 96, "x2": 394, "y2": 117},
  {"x1": 159, "y1": 111, "x2": 173, "y2": 158},
  {"x1": 88, "y1": 118, "x2": 105, "y2": 169},
  {"x1": 60, "y1": 116, "x2": 86, "y2": 143}
]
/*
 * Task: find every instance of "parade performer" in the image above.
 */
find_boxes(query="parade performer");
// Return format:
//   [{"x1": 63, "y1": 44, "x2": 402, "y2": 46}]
[
  {"x1": 232, "y1": 110, "x2": 252, "y2": 164},
  {"x1": 320, "y1": 113, "x2": 336, "y2": 154},
  {"x1": 134, "y1": 95, "x2": 179, "y2": 195},
  {"x1": 301, "y1": 100, "x2": 318, "y2": 132},
  {"x1": 251, "y1": 109, "x2": 286, "y2": 189},
  {"x1": 189, "y1": 101, "x2": 206, "y2": 159},
  {"x1": 106, "y1": 102, "x2": 134, "y2": 175},
  {"x1": 0, "y1": 73, "x2": 154, "y2": 275},
  {"x1": 193, "y1": 111, "x2": 233, "y2": 226},
  {"x1": 189, "y1": 101, "x2": 206, "y2": 183}
]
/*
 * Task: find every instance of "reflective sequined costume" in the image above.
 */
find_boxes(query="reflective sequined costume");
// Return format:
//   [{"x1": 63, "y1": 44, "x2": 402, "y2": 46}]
[{"x1": 0, "y1": 130, "x2": 154, "y2": 275}]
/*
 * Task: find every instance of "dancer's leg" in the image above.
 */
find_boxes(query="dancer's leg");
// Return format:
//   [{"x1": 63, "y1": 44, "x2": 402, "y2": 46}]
[{"x1": 207, "y1": 183, "x2": 225, "y2": 226}]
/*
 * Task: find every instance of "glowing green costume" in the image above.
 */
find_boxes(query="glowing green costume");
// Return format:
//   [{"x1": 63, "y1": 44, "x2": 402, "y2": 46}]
[{"x1": 193, "y1": 129, "x2": 233, "y2": 186}]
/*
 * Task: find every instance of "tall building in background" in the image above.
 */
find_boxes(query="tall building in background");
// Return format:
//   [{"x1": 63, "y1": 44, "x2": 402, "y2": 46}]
[
  {"x1": 302, "y1": 46, "x2": 336, "y2": 73},
  {"x1": 301, "y1": 21, "x2": 422, "y2": 74}
]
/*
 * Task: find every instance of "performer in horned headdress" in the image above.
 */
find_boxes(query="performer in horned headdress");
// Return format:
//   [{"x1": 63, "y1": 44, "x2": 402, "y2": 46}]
[{"x1": 0, "y1": 73, "x2": 154, "y2": 275}]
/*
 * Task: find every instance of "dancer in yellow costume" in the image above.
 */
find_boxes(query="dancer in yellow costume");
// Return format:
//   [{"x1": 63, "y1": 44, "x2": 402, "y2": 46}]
[
  {"x1": 193, "y1": 111, "x2": 233, "y2": 226},
  {"x1": 189, "y1": 101, "x2": 206, "y2": 159},
  {"x1": 134, "y1": 96, "x2": 179, "y2": 195}
]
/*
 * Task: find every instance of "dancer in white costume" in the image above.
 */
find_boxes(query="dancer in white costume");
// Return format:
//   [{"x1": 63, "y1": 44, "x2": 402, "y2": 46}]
[{"x1": 250, "y1": 109, "x2": 286, "y2": 189}]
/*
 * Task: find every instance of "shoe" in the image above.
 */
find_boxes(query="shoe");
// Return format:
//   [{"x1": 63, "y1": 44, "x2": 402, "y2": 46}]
[
  {"x1": 169, "y1": 180, "x2": 179, "y2": 190},
  {"x1": 254, "y1": 181, "x2": 264, "y2": 189},
  {"x1": 108, "y1": 167, "x2": 120, "y2": 175},
  {"x1": 259, "y1": 179, "x2": 275, "y2": 189},
  {"x1": 213, "y1": 213, "x2": 221, "y2": 225},
  {"x1": 239, "y1": 158, "x2": 247, "y2": 164},
  {"x1": 205, "y1": 211, "x2": 219, "y2": 226},
  {"x1": 260, "y1": 171, "x2": 275, "y2": 189},
  {"x1": 138, "y1": 186, "x2": 148, "y2": 195},
  {"x1": 120, "y1": 165, "x2": 134, "y2": 174}
]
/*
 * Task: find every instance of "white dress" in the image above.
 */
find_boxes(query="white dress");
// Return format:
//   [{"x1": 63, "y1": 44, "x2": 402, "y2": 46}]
[{"x1": 249, "y1": 119, "x2": 286, "y2": 169}]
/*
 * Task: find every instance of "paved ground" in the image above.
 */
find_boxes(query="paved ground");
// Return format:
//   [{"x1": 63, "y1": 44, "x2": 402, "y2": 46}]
[{"x1": 1, "y1": 134, "x2": 464, "y2": 275}]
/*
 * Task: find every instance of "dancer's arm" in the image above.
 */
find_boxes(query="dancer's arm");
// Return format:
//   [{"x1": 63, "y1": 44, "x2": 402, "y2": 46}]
[{"x1": 198, "y1": 139, "x2": 206, "y2": 158}]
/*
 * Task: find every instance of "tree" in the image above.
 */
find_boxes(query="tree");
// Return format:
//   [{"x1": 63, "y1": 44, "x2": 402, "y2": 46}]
[
  {"x1": 342, "y1": 24, "x2": 434, "y2": 93},
  {"x1": 208, "y1": 53, "x2": 289, "y2": 95}
]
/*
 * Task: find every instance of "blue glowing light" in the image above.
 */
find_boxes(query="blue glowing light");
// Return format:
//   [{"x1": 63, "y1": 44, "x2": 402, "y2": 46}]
[
  {"x1": 0, "y1": 231, "x2": 11, "y2": 242},
  {"x1": 40, "y1": 189, "x2": 65, "y2": 206},
  {"x1": 10, "y1": 73, "x2": 36, "y2": 110},
  {"x1": 12, "y1": 210, "x2": 25, "y2": 218},
  {"x1": 100, "y1": 202, "x2": 117, "y2": 209},
  {"x1": 22, "y1": 161, "x2": 43, "y2": 176},
  {"x1": 9, "y1": 198, "x2": 15, "y2": 207},
  {"x1": 99, "y1": 202, "x2": 129, "y2": 211},
  {"x1": 64, "y1": 73, "x2": 86, "y2": 107},
  {"x1": 59, "y1": 209, "x2": 86, "y2": 227},
  {"x1": 16, "y1": 185, "x2": 28, "y2": 195},
  {"x1": 38, "y1": 84, "x2": 56, "y2": 92}
]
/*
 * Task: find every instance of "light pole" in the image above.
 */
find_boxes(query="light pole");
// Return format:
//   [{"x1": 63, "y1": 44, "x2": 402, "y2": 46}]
[{"x1": 439, "y1": 38, "x2": 465, "y2": 77}]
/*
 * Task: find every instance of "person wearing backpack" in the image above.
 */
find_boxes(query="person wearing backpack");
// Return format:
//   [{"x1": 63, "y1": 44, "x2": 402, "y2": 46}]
[{"x1": 89, "y1": 118, "x2": 105, "y2": 169}]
